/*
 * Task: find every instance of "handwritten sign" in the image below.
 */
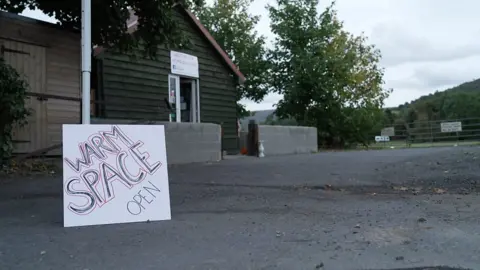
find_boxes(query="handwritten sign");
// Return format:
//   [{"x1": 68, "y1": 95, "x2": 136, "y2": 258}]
[{"x1": 62, "y1": 125, "x2": 171, "y2": 227}]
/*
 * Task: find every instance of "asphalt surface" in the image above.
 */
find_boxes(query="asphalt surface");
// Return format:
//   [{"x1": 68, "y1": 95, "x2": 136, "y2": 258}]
[{"x1": 1, "y1": 146, "x2": 480, "y2": 270}]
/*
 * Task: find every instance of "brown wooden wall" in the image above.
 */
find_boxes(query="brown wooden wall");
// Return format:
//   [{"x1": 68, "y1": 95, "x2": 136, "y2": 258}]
[{"x1": 0, "y1": 12, "x2": 81, "y2": 155}]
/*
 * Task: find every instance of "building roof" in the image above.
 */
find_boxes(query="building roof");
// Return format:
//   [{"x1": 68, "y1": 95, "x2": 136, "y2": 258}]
[
  {"x1": 95, "y1": 5, "x2": 246, "y2": 84},
  {"x1": 0, "y1": 11, "x2": 79, "y2": 33}
]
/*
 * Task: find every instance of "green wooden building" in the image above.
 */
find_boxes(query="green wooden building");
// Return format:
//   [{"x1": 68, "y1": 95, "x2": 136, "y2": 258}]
[{"x1": 92, "y1": 4, "x2": 245, "y2": 153}]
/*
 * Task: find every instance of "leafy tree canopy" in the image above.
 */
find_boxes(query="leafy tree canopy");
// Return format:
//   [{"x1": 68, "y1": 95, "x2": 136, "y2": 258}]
[
  {"x1": 194, "y1": 0, "x2": 271, "y2": 117},
  {"x1": 393, "y1": 78, "x2": 480, "y2": 122},
  {"x1": 1, "y1": 0, "x2": 203, "y2": 57},
  {"x1": 268, "y1": 0, "x2": 390, "y2": 147}
]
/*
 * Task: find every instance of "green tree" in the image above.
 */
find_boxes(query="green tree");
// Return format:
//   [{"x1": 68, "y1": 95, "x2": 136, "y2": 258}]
[
  {"x1": 404, "y1": 108, "x2": 418, "y2": 123},
  {"x1": 383, "y1": 108, "x2": 395, "y2": 126},
  {"x1": 264, "y1": 113, "x2": 276, "y2": 125},
  {"x1": 194, "y1": 0, "x2": 270, "y2": 117},
  {"x1": 346, "y1": 106, "x2": 385, "y2": 148},
  {"x1": 268, "y1": 0, "x2": 390, "y2": 147},
  {"x1": 1, "y1": 0, "x2": 203, "y2": 58},
  {"x1": 0, "y1": 58, "x2": 30, "y2": 162},
  {"x1": 392, "y1": 78, "x2": 480, "y2": 124}
]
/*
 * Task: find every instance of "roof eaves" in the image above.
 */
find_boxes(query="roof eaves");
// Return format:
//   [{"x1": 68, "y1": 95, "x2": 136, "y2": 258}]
[
  {"x1": 95, "y1": 5, "x2": 246, "y2": 84},
  {"x1": 182, "y1": 9, "x2": 246, "y2": 84}
]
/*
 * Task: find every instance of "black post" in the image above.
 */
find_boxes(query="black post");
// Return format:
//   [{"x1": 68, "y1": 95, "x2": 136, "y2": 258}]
[{"x1": 247, "y1": 120, "x2": 258, "y2": 156}]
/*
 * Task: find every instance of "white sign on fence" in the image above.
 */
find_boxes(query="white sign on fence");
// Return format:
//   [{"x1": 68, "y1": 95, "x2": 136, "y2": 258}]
[
  {"x1": 62, "y1": 125, "x2": 171, "y2": 227},
  {"x1": 381, "y1": 127, "x2": 395, "y2": 137},
  {"x1": 375, "y1": 136, "x2": 390, "y2": 142},
  {"x1": 170, "y1": 50, "x2": 199, "y2": 78},
  {"x1": 441, "y1": 121, "x2": 462, "y2": 132}
]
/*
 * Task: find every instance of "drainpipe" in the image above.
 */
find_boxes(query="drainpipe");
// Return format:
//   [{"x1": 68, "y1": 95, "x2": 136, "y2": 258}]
[
  {"x1": 81, "y1": 0, "x2": 92, "y2": 124},
  {"x1": 220, "y1": 122, "x2": 224, "y2": 159}
]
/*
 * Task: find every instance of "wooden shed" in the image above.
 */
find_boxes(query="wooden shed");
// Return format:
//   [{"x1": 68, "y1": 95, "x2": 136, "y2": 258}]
[
  {"x1": 1, "y1": 5, "x2": 245, "y2": 155},
  {"x1": 93, "y1": 4, "x2": 245, "y2": 153},
  {"x1": 0, "y1": 12, "x2": 81, "y2": 155}
]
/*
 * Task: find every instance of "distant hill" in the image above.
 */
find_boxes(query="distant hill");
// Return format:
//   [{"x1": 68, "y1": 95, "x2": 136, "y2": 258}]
[
  {"x1": 241, "y1": 109, "x2": 275, "y2": 124},
  {"x1": 391, "y1": 78, "x2": 480, "y2": 122},
  {"x1": 240, "y1": 109, "x2": 299, "y2": 128},
  {"x1": 398, "y1": 78, "x2": 480, "y2": 109},
  {"x1": 240, "y1": 109, "x2": 275, "y2": 129}
]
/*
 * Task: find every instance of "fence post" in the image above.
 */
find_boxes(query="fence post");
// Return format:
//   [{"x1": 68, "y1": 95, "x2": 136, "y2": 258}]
[
  {"x1": 428, "y1": 122, "x2": 435, "y2": 146},
  {"x1": 237, "y1": 119, "x2": 241, "y2": 154},
  {"x1": 405, "y1": 123, "x2": 410, "y2": 148}
]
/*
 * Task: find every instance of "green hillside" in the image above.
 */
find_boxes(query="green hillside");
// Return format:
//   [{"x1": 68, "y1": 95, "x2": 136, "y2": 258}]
[
  {"x1": 374, "y1": 78, "x2": 480, "y2": 144},
  {"x1": 391, "y1": 78, "x2": 480, "y2": 122}
]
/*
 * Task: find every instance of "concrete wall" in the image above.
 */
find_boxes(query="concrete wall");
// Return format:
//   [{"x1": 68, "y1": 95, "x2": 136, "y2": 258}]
[
  {"x1": 258, "y1": 125, "x2": 317, "y2": 156},
  {"x1": 91, "y1": 119, "x2": 221, "y2": 164}
]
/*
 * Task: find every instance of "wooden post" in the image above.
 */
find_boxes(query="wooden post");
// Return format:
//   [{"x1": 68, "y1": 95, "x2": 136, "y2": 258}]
[{"x1": 247, "y1": 120, "x2": 258, "y2": 156}]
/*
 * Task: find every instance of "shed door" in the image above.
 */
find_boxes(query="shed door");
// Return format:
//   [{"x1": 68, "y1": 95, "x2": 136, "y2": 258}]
[{"x1": 1, "y1": 39, "x2": 48, "y2": 154}]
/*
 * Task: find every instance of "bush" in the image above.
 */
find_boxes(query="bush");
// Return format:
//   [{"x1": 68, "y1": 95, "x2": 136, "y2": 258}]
[{"x1": 0, "y1": 57, "x2": 30, "y2": 163}]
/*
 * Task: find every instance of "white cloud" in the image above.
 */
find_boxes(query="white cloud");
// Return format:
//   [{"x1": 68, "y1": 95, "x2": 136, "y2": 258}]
[{"x1": 20, "y1": 8, "x2": 57, "y2": 24}]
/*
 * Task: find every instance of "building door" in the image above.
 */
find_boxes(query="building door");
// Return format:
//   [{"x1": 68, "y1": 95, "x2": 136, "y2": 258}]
[
  {"x1": 0, "y1": 39, "x2": 48, "y2": 153},
  {"x1": 168, "y1": 74, "x2": 181, "y2": 122},
  {"x1": 168, "y1": 74, "x2": 200, "y2": 123}
]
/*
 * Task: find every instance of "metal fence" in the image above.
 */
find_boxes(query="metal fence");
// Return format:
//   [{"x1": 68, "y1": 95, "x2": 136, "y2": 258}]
[{"x1": 372, "y1": 118, "x2": 480, "y2": 149}]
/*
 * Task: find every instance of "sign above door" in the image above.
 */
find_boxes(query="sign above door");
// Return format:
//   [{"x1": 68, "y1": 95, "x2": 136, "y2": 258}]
[{"x1": 170, "y1": 51, "x2": 199, "y2": 78}]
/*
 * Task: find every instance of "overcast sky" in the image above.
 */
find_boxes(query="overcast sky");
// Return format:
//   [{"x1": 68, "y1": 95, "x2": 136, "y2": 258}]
[{"x1": 21, "y1": 0, "x2": 480, "y2": 111}]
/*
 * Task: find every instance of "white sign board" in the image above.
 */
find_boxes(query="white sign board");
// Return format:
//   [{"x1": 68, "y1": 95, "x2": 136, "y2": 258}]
[
  {"x1": 62, "y1": 125, "x2": 171, "y2": 227},
  {"x1": 375, "y1": 136, "x2": 390, "y2": 142},
  {"x1": 441, "y1": 121, "x2": 462, "y2": 132},
  {"x1": 170, "y1": 51, "x2": 199, "y2": 78},
  {"x1": 381, "y1": 127, "x2": 395, "y2": 137}
]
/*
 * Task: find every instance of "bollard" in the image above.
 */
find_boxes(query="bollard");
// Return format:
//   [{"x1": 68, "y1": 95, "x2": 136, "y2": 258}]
[{"x1": 258, "y1": 140, "x2": 265, "y2": 158}]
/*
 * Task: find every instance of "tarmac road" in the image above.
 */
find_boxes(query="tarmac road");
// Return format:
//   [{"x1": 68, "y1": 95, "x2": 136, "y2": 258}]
[{"x1": 0, "y1": 146, "x2": 479, "y2": 270}]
